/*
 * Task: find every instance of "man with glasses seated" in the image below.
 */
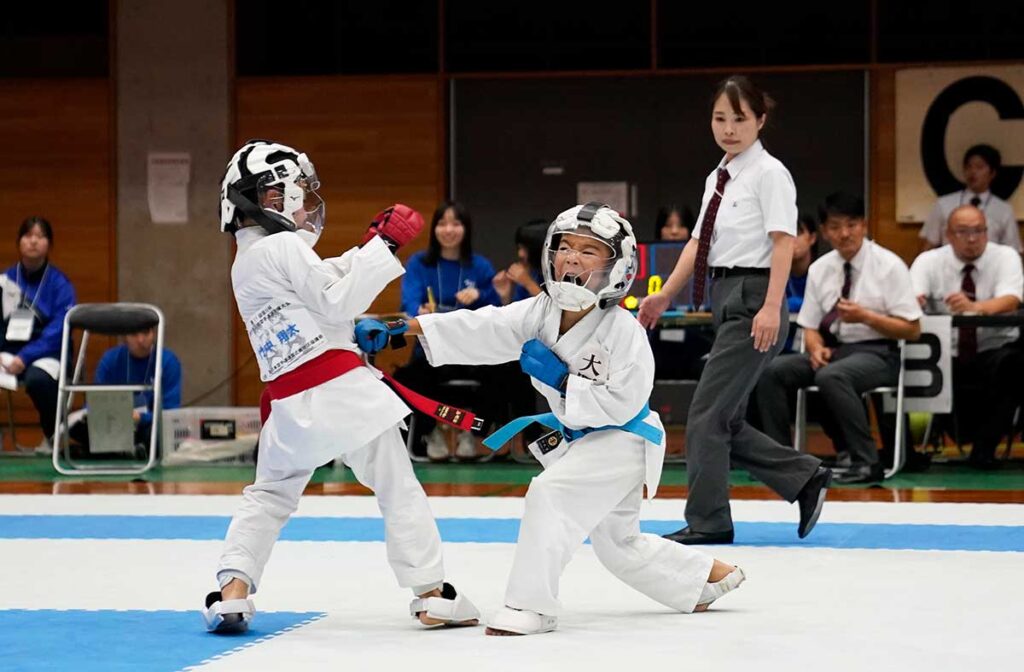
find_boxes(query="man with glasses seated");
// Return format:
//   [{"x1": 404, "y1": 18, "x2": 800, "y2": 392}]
[
  {"x1": 910, "y1": 205, "x2": 1024, "y2": 469},
  {"x1": 753, "y1": 192, "x2": 922, "y2": 484}
]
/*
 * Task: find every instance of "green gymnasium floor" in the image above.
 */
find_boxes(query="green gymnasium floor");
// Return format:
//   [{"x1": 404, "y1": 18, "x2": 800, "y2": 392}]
[{"x1": 2, "y1": 455, "x2": 1024, "y2": 491}]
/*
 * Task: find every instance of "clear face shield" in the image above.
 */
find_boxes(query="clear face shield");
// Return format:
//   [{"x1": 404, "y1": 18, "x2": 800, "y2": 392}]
[
  {"x1": 296, "y1": 154, "x2": 325, "y2": 237},
  {"x1": 543, "y1": 228, "x2": 617, "y2": 310},
  {"x1": 549, "y1": 233, "x2": 615, "y2": 290},
  {"x1": 258, "y1": 155, "x2": 325, "y2": 245}
]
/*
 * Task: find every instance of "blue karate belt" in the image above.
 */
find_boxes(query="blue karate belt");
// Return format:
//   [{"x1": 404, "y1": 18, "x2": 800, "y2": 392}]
[{"x1": 482, "y1": 403, "x2": 663, "y2": 451}]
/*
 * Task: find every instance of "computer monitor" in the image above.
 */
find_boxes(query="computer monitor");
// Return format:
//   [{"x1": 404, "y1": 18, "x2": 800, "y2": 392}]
[{"x1": 626, "y1": 241, "x2": 701, "y2": 310}]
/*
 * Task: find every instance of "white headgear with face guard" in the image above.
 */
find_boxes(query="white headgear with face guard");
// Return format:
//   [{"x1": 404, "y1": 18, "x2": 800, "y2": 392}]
[
  {"x1": 220, "y1": 140, "x2": 325, "y2": 246},
  {"x1": 542, "y1": 202, "x2": 637, "y2": 311}
]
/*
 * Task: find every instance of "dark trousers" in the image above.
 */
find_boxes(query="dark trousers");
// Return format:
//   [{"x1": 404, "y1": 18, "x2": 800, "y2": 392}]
[
  {"x1": 684, "y1": 274, "x2": 821, "y2": 533},
  {"x1": 23, "y1": 365, "x2": 58, "y2": 440},
  {"x1": 952, "y1": 345, "x2": 1024, "y2": 461},
  {"x1": 756, "y1": 342, "x2": 899, "y2": 468}
]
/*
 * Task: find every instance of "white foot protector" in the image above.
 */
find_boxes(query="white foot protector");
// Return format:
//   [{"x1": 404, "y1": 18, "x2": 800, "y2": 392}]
[
  {"x1": 409, "y1": 583, "x2": 480, "y2": 627},
  {"x1": 203, "y1": 591, "x2": 256, "y2": 633},
  {"x1": 486, "y1": 606, "x2": 558, "y2": 635},
  {"x1": 697, "y1": 566, "x2": 746, "y2": 609}
]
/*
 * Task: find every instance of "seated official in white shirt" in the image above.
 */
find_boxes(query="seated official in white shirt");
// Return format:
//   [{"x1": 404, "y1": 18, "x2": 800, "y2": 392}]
[
  {"x1": 754, "y1": 191, "x2": 922, "y2": 484},
  {"x1": 910, "y1": 204, "x2": 1024, "y2": 469},
  {"x1": 919, "y1": 144, "x2": 1021, "y2": 253}
]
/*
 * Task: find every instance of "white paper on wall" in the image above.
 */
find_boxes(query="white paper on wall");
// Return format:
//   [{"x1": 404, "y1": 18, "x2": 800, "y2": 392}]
[
  {"x1": 147, "y1": 152, "x2": 191, "y2": 224},
  {"x1": 576, "y1": 181, "x2": 629, "y2": 216}
]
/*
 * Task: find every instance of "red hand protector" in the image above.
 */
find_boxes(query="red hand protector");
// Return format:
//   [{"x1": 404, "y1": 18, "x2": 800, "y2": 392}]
[{"x1": 360, "y1": 203, "x2": 425, "y2": 250}]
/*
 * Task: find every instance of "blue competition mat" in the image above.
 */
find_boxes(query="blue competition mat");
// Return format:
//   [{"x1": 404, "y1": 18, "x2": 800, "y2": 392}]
[{"x1": 1, "y1": 515, "x2": 1021, "y2": 552}]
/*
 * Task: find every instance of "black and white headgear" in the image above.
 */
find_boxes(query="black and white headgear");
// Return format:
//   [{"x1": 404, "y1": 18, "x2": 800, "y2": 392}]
[{"x1": 220, "y1": 139, "x2": 324, "y2": 237}]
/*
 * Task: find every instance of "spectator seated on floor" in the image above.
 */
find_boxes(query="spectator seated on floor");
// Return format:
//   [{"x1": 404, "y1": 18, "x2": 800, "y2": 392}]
[
  {"x1": 68, "y1": 325, "x2": 181, "y2": 456},
  {"x1": 754, "y1": 191, "x2": 922, "y2": 484},
  {"x1": 910, "y1": 204, "x2": 1024, "y2": 469}
]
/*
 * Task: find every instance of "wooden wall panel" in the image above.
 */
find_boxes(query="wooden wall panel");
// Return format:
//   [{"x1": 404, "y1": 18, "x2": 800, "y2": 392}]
[
  {"x1": 869, "y1": 67, "x2": 919, "y2": 265},
  {"x1": 233, "y1": 75, "x2": 442, "y2": 405},
  {"x1": 0, "y1": 79, "x2": 114, "y2": 430}
]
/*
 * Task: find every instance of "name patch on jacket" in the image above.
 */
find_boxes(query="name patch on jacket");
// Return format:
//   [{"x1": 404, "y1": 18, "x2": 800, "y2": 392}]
[
  {"x1": 247, "y1": 300, "x2": 327, "y2": 379},
  {"x1": 572, "y1": 342, "x2": 610, "y2": 384}
]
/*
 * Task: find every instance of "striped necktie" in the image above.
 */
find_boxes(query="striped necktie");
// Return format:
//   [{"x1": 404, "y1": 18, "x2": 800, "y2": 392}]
[
  {"x1": 692, "y1": 167, "x2": 731, "y2": 307},
  {"x1": 818, "y1": 261, "x2": 852, "y2": 347},
  {"x1": 959, "y1": 263, "x2": 977, "y2": 361}
]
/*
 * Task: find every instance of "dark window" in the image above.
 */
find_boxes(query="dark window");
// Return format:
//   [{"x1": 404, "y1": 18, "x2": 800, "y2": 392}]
[
  {"x1": 658, "y1": 1, "x2": 870, "y2": 68},
  {"x1": 445, "y1": 0, "x2": 650, "y2": 72},
  {"x1": 0, "y1": 2, "x2": 108, "y2": 77},
  {"x1": 237, "y1": 0, "x2": 438, "y2": 76},
  {"x1": 879, "y1": 0, "x2": 1024, "y2": 63}
]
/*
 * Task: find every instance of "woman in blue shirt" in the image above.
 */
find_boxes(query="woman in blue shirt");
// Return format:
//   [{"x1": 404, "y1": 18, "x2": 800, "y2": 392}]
[
  {"x1": 395, "y1": 201, "x2": 501, "y2": 461},
  {"x1": 401, "y1": 201, "x2": 500, "y2": 315},
  {"x1": 0, "y1": 216, "x2": 77, "y2": 452}
]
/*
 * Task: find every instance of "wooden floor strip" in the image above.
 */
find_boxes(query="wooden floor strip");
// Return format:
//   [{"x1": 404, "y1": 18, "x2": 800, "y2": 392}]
[{"x1": 3, "y1": 480, "x2": 1023, "y2": 503}]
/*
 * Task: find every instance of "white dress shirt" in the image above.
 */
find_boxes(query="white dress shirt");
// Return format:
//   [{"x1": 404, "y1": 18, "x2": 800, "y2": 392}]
[
  {"x1": 799, "y1": 239, "x2": 923, "y2": 344},
  {"x1": 919, "y1": 190, "x2": 1021, "y2": 251},
  {"x1": 909, "y1": 242, "x2": 1023, "y2": 354},
  {"x1": 692, "y1": 140, "x2": 798, "y2": 268}
]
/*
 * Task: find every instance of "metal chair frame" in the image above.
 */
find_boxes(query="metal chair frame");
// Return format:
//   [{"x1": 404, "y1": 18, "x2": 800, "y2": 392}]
[
  {"x1": 794, "y1": 339, "x2": 908, "y2": 479},
  {"x1": 52, "y1": 303, "x2": 165, "y2": 476}
]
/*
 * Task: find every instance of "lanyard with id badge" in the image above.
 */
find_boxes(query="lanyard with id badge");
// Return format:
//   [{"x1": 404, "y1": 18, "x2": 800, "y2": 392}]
[
  {"x1": 6, "y1": 307, "x2": 36, "y2": 342},
  {"x1": 6, "y1": 264, "x2": 48, "y2": 343}
]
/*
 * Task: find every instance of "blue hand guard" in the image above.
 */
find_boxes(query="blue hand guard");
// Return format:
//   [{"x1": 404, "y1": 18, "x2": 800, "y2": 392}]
[
  {"x1": 355, "y1": 319, "x2": 408, "y2": 354},
  {"x1": 520, "y1": 339, "x2": 568, "y2": 392}
]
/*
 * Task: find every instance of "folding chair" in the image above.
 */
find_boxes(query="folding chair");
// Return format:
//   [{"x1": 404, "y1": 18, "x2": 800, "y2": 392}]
[
  {"x1": 794, "y1": 339, "x2": 907, "y2": 479},
  {"x1": 52, "y1": 303, "x2": 165, "y2": 476}
]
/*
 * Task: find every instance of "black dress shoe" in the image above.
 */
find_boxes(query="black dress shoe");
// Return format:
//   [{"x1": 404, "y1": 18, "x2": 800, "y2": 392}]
[
  {"x1": 833, "y1": 463, "x2": 883, "y2": 484},
  {"x1": 796, "y1": 466, "x2": 832, "y2": 539},
  {"x1": 663, "y1": 527, "x2": 734, "y2": 545}
]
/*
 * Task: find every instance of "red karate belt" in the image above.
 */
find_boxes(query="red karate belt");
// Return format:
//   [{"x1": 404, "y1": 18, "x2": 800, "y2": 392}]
[{"x1": 259, "y1": 349, "x2": 483, "y2": 432}]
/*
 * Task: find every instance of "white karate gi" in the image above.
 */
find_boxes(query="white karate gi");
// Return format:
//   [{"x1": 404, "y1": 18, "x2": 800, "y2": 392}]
[
  {"x1": 217, "y1": 229, "x2": 445, "y2": 595},
  {"x1": 418, "y1": 294, "x2": 713, "y2": 616}
]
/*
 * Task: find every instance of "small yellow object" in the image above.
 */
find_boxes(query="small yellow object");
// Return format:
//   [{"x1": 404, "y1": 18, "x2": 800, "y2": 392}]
[
  {"x1": 648, "y1": 275, "x2": 662, "y2": 295},
  {"x1": 426, "y1": 286, "x2": 437, "y2": 313},
  {"x1": 624, "y1": 295, "x2": 639, "y2": 310}
]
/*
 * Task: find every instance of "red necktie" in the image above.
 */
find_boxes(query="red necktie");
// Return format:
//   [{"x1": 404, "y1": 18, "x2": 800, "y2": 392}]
[
  {"x1": 818, "y1": 261, "x2": 852, "y2": 347},
  {"x1": 959, "y1": 263, "x2": 977, "y2": 361},
  {"x1": 692, "y1": 168, "x2": 731, "y2": 307}
]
